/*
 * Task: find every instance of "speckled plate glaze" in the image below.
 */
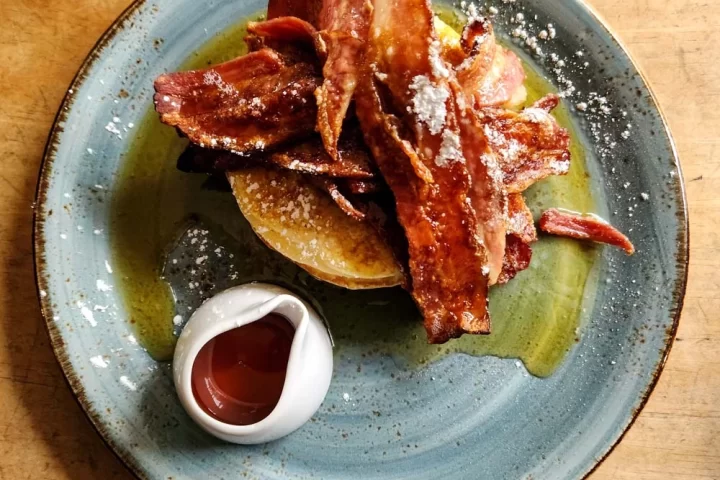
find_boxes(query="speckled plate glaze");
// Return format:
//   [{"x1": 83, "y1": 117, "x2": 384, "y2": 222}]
[{"x1": 34, "y1": 1, "x2": 688, "y2": 479}]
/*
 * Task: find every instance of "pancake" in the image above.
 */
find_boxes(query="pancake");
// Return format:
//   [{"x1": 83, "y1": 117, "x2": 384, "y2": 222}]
[{"x1": 227, "y1": 168, "x2": 404, "y2": 289}]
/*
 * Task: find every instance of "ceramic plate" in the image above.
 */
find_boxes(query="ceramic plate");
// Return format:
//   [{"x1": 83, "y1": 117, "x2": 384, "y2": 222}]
[{"x1": 34, "y1": 0, "x2": 688, "y2": 479}]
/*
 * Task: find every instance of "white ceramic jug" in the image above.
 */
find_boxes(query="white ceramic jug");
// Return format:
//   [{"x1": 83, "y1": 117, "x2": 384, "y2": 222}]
[{"x1": 173, "y1": 283, "x2": 333, "y2": 444}]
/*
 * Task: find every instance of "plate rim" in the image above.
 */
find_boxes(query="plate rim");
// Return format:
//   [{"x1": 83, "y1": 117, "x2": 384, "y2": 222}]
[{"x1": 32, "y1": 0, "x2": 690, "y2": 479}]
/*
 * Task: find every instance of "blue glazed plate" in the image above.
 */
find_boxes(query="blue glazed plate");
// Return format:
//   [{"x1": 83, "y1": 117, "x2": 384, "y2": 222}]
[{"x1": 34, "y1": 1, "x2": 688, "y2": 479}]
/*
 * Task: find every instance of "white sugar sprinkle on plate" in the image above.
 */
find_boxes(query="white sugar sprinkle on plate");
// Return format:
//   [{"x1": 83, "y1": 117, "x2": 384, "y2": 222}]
[
  {"x1": 120, "y1": 376, "x2": 137, "y2": 391},
  {"x1": 90, "y1": 355, "x2": 109, "y2": 368}
]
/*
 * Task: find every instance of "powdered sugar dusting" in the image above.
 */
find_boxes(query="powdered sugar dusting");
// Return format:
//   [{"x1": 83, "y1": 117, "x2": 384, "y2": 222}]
[
  {"x1": 508, "y1": 211, "x2": 526, "y2": 234},
  {"x1": 436, "y1": 129, "x2": 464, "y2": 167},
  {"x1": 77, "y1": 301, "x2": 97, "y2": 327},
  {"x1": 550, "y1": 159, "x2": 571, "y2": 175},
  {"x1": 203, "y1": 70, "x2": 236, "y2": 96},
  {"x1": 521, "y1": 108, "x2": 549, "y2": 124},
  {"x1": 90, "y1": 355, "x2": 109, "y2": 369},
  {"x1": 465, "y1": 0, "x2": 636, "y2": 167},
  {"x1": 96, "y1": 279, "x2": 113, "y2": 292},
  {"x1": 105, "y1": 121, "x2": 123, "y2": 139},
  {"x1": 119, "y1": 376, "x2": 137, "y2": 391},
  {"x1": 409, "y1": 75, "x2": 449, "y2": 135},
  {"x1": 429, "y1": 40, "x2": 450, "y2": 79}
]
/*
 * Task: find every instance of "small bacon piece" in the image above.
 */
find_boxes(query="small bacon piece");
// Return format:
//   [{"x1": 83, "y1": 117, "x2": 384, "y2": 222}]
[
  {"x1": 315, "y1": 0, "x2": 371, "y2": 161},
  {"x1": 356, "y1": 0, "x2": 498, "y2": 343},
  {"x1": 154, "y1": 49, "x2": 320, "y2": 155},
  {"x1": 532, "y1": 94, "x2": 561, "y2": 112},
  {"x1": 479, "y1": 95, "x2": 571, "y2": 194},
  {"x1": 498, "y1": 236, "x2": 533, "y2": 285},
  {"x1": 506, "y1": 193, "x2": 537, "y2": 244},
  {"x1": 177, "y1": 129, "x2": 375, "y2": 179},
  {"x1": 345, "y1": 178, "x2": 382, "y2": 194},
  {"x1": 539, "y1": 209, "x2": 635, "y2": 255},
  {"x1": 311, "y1": 177, "x2": 367, "y2": 220},
  {"x1": 457, "y1": 19, "x2": 497, "y2": 91},
  {"x1": 497, "y1": 194, "x2": 536, "y2": 284},
  {"x1": 456, "y1": 19, "x2": 526, "y2": 108}
]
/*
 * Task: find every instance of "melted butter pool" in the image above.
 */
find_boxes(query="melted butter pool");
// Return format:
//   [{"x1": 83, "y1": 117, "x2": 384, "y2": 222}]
[{"x1": 112, "y1": 13, "x2": 598, "y2": 376}]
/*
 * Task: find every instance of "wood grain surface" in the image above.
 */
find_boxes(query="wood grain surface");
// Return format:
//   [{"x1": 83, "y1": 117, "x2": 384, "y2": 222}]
[{"x1": 0, "y1": 0, "x2": 717, "y2": 479}]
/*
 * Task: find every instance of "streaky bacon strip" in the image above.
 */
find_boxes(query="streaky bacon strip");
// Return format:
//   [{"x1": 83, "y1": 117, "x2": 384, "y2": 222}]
[
  {"x1": 376, "y1": 5, "x2": 508, "y2": 285},
  {"x1": 154, "y1": 49, "x2": 283, "y2": 102},
  {"x1": 455, "y1": 20, "x2": 511, "y2": 279},
  {"x1": 478, "y1": 94, "x2": 571, "y2": 194},
  {"x1": 456, "y1": 18, "x2": 526, "y2": 108},
  {"x1": 177, "y1": 128, "x2": 375, "y2": 179},
  {"x1": 453, "y1": 85, "x2": 508, "y2": 285},
  {"x1": 245, "y1": 17, "x2": 321, "y2": 67},
  {"x1": 356, "y1": 0, "x2": 496, "y2": 343},
  {"x1": 154, "y1": 49, "x2": 321, "y2": 155},
  {"x1": 457, "y1": 19, "x2": 497, "y2": 94},
  {"x1": 539, "y1": 209, "x2": 635, "y2": 255},
  {"x1": 476, "y1": 48, "x2": 526, "y2": 108},
  {"x1": 315, "y1": 0, "x2": 371, "y2": 161},
  {"x1": 427, "y1": 18, "x2": 509, "y2": 284},
  {"x1": 259, "y1": 128, "x2": 374, "y2": 177},
  {"x1": 247, "y1": 17, "x2": 317, "y2": 48}
]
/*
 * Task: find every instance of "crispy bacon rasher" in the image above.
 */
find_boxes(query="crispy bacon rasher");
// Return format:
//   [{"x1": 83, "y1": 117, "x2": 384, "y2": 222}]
[
  {"x1": 456, "y1": 88, "x2": 508, "y2": 285},
  {"x1": 264, "y1": 0, "x2": 372, "y2": 162},
  {"x1": 356, "y1": 0, "x2": 505, "y2": 342},
  {"x1": 248, "y1": 16, "x2": 317, "y2": 46},
  {"x1": 315, "y1": 0, "x2": 371, "y2": 161},
  {"x1": 177, "y1": 127, "x2": 375, "y2": 179},
  {"x1": 539, "y1": 209, "x2": 636, "y2": 255},
  {"x1": 154, "y1": 49, "x2": 321, "y2": 155},
  {"x1": 479, "y1": 95, "x2": 571, "y2": 194},
  {"x1": 457, "y1": 18, "x2": 526, "y2": 108},
  {"x1": 244, "y1": 17, "x2": 325, "y2": 70}
]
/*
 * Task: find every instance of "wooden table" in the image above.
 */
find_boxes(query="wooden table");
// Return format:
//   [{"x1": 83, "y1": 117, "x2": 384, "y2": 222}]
[{"x1": 0, "y1": 1, "x2": 717, "y2": 478}]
